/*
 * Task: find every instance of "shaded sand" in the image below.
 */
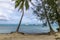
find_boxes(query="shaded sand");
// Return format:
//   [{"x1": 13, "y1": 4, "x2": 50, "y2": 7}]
[
  {"x1": 0, "y1": 33, "x2": 56, "y2": 40},
  {"x1": 55, "y1": 32, "x2": 60, "y2": 38}
]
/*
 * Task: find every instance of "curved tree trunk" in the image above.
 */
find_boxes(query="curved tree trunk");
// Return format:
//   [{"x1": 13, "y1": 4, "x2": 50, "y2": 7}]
[
  {"x1": 46, "y1": 16, "x2": 54, "y2": 34},
  {"x1": 16, "y1": 8, "x2": 24, "y2": 33},
  {"x1": 42, "y1": 1, "x2": 54, "y2": 34},
  {"x1": 45, "y1": 10, "x2": 54, "y2": 35}
]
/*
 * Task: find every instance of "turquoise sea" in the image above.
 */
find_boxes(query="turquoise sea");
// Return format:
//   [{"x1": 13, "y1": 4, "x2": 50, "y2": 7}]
[{"x1": 0, "y1": 24, "x2": 58, "y2": 34}]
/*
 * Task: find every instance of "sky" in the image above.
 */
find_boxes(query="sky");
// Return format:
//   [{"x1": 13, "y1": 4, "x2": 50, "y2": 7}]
[{"x1": 0, "y1": 0, "x2": 42, "y2": 24}]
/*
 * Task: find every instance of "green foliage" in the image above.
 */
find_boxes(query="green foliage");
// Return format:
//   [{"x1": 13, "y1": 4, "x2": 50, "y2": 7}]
[
  {"x1": 32, "y1": 0, "x2": 59, "y2": 27},
  {"x1": 15, "y1": 0, "x2": 22, "y2": 8},
  {"x1": 19, "y1": 1, "x2": 24, "y2": 10},
  {"x1": 32, "y1": 0, "x2": 48, "y2": 26},
  {"x1": 47, "y1": 0, "x2": 59, "y2": 21},
  {"x1": 25, "y1": 0, "x2": 29, "y2": 10},
  {"x1": 15, "y1": 0, "x2": 31, "y2": 10},
  {"x1": 46, "y1": 0, "x2": 60, "y2": 31}
]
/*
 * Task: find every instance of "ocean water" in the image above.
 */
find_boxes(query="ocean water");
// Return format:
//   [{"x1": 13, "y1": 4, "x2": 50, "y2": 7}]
[{"x1": 0, "y1": 24, "x2": 58, "y2": 34}]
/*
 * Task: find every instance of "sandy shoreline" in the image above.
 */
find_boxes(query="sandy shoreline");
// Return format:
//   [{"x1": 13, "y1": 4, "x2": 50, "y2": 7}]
[{"x1": 0, "y1": 33, "x2": 56, "y2": 40}]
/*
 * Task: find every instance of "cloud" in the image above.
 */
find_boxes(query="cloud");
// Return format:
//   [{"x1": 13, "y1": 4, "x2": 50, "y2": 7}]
[
  {"x1": 0, "y1": 16, "x2": 8, "y2": 21},
  {"x1": 0, "y1": 2, "x2": 14, "y2": 9},
  {"x1": 0, "y1": 0, "x2": 11, "y2": 2},
  {"x1": 0, "y1": 0, "x2": 41, "y2": 24},
  {"x1": 0, "y1": 0, "x2": 15, "y2": 21}
]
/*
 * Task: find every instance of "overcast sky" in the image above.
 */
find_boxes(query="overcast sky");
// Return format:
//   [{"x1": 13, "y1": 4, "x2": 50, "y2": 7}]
[{"x1": 0, "y1": 0, "x2": 42, "y2": 24}]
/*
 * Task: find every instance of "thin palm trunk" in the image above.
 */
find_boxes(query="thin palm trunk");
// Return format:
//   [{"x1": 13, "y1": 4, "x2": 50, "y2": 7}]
[
  {"x1": 16, "y1": 8, "x2": 24, "y2": 32},
  {"x1": 45, "y1": 10, "x2": 54, "y2": 34},
  {"x1": 42, "y1": 1, "x2": 54, "y2": 34}
]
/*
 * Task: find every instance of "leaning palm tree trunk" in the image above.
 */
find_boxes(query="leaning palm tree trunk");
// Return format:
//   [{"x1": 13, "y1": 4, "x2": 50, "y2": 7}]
[
  {"x1": 16, "y1": 8, "x2": 24, "y2": 32},
  {"x1": 42, "y1": 1, "x2": 54, "y2": 34},
  {"x1": 45, "y1": 8, "x2": 54, "y2": 34},
  {"x1": 45, "y1": 10, "x2": 54, "y2": 34},
  {"x1": 46, "y1": 14, "x2": 54, "y2": 34}
]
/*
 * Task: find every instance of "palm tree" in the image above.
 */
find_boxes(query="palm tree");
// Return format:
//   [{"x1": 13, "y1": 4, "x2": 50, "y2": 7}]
[
  {"x1": 47, "y1": 0, "x2": 60, "y2": 32},
  {"x1": 15, "y1": 0, "x2": 31, "y2": 33},
  {"x1": 43, "y1": 0, "x2": 55, "y2": 34},
  {"x1": 32, "y1": 0, "x2": 54, "y2": 34}
]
